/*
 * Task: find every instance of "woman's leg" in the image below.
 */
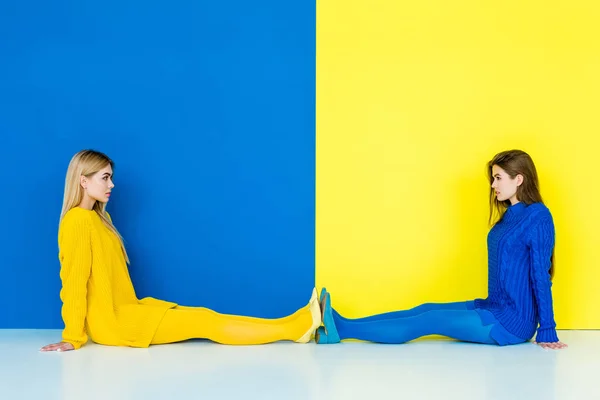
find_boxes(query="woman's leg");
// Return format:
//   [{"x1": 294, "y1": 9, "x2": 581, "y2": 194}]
[
  {"x1": 332, "y1": 301, "x2": 471, "y2": 324},
  {"x1": 334, "y1": 308, "x2": 496, "y2": 345},
  {"x1": 151, "y1": 290, "x2": 321, "y2": 345}
]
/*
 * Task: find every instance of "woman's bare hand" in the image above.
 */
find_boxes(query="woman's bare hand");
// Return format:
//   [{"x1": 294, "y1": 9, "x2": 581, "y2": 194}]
[
  {"x1": 40, "y1": 342, "x2": 75, "y2": 352},
  {"x1": 534, "y1": 340, "x2": 568, "y2": 350}
]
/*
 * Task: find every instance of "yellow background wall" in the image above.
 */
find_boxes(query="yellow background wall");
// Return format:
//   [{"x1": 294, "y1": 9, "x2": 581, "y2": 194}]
[{"x1": 316, "y1": 0, "x2": 600, "y2": 329}]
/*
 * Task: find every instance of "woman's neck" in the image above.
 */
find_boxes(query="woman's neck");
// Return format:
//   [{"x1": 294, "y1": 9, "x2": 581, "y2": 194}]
[{"x1": 78, "y1": 195, "x2": 96, "y2": 210}]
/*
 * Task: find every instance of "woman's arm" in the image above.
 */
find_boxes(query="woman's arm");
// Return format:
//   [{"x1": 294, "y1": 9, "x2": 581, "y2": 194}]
[
  {"x1": 529, "y1": 214, "x2": 566, "y2": 349},
  {"x1": 55, "y1": 213, "x2": 92, "y2": 350}
]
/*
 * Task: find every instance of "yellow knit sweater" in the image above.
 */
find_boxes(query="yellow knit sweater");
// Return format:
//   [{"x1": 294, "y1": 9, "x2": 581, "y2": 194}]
[{"x1": 58, "y1": 207, "x2": 177, "y2": 349}]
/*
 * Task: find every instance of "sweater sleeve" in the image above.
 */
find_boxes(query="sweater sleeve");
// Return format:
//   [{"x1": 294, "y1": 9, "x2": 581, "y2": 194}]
[
  {"x1": 529, "y1": 214, "x2": 559, "y2": 343},
  {"x1": 58, "y1": 212, "x2": 92, "y2": 349}
]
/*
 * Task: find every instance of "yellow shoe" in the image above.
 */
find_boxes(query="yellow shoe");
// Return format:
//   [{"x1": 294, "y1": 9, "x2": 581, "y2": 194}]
[{"x1": 295, "y1": 288, "x2": 321, "y2": 343}]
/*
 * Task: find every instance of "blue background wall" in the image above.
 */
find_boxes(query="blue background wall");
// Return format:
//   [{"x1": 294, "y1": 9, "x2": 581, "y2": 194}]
[{"x1": 0, "y1": 1, "x2": 315, "y2": 328}]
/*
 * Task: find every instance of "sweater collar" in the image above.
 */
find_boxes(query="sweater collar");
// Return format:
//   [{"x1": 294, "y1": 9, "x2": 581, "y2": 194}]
[{"x1": 504, "y1": 201, "x2": 526, "y2": 219}]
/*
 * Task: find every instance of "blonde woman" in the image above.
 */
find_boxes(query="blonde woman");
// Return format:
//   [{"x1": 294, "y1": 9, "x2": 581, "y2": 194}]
[{"x1": 41, "y1": 149, "x2": 320, "y2": 352}]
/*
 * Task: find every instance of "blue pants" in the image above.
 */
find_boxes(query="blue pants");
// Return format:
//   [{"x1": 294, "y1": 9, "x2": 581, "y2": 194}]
[{"x1": 333, "y1": 301, "x2": 497, "y2": 344}]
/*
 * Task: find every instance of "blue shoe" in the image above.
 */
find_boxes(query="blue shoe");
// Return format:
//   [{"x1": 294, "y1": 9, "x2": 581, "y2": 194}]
[
  {"x1": 315, "y1": 289, "x2": 340, "y2": 344},
  {"x1": 315, "y1": 326, "x2": 336, "y2": 344}
]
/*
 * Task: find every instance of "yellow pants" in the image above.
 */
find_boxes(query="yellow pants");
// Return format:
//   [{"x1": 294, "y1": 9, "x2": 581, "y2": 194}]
[{"x1": 151, "y1": 295, "x2": 319, "y2": 345}]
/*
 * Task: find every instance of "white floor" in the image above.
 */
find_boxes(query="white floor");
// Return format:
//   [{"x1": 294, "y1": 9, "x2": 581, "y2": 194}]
[{"x1": 1, "y1": 330, "x2": 598, "y2": 400}]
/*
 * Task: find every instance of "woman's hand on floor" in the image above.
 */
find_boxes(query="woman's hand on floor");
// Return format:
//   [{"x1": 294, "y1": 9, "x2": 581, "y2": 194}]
[
  {"x1": 534, "y1": 341, "x2": 568, "y2": 350},
  {"x1": 40, "y1": 342, "x2": 75, "y2": 352}
]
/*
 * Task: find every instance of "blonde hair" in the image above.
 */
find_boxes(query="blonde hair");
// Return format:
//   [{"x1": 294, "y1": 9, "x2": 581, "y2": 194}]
[{"x1": 60, "y1": 149, "x2": 130, "y2": 263}]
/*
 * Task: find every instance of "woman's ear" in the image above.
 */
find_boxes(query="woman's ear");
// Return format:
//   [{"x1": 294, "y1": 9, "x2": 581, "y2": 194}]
[
  {"x1": 516, "y1": 174, "x2": 524, "y2": 187},
  {"x1": 80, "y1": 175, "x2": 87, "y2": 189}
]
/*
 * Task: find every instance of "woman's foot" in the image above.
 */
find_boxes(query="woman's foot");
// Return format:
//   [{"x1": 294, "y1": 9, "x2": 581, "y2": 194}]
[
  {"x1": 295, "y1": 288, "x2": 322, "y2": 343},
  {"x1": 315, "y1": 288, "x2": 340, "y2": 344}
]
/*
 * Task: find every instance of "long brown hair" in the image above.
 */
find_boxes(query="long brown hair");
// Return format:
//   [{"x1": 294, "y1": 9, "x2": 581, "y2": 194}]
[
  {"x1": 60, "y1": 149, "x2": 130, "y2": 264},
  {"x1": 487, "y1": 150, "x2": 554, "y2": 278}
]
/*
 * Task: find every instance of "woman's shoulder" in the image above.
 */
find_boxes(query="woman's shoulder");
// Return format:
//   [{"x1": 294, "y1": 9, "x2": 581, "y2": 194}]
[
  {"x1": 58, "y1": 208, "x2": 96, "y2": 249},
  {"x1": 60, "y1": 207, "x2": 95, "y2": 230},
  {"x1": 526, "y1": 202, "x2": 552, "y2": 218},
  {"x1": 524, "y1": 202, "x2": 554, "y2": 234}
]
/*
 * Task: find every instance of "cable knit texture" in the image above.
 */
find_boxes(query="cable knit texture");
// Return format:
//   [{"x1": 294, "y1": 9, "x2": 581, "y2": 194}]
[
  {"x1": 474, "y1": 201, "x2": 559, "y2": 343},
  {"x1": 58, "y1": 207, "x2": 177, "y2": 349}
]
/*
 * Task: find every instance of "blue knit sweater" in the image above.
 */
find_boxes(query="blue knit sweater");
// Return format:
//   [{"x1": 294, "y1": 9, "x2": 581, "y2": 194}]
[{"x1": 474, "y1": 201, "x2": 559, "y2": 343}]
